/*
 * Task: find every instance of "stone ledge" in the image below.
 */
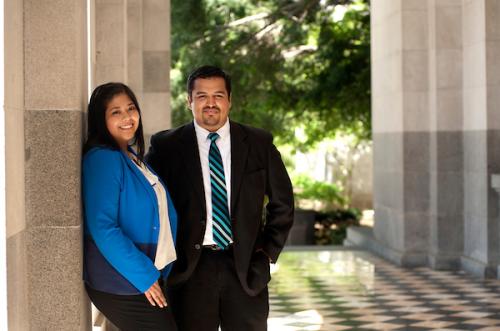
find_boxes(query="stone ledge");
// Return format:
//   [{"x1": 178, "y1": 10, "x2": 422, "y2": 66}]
[
  {"x1": 428, "y1": 253, "x2": 461, "y2": 270},
  {"x1": 461, "y1": 255, "x2": 498, "y2": 278},
  {"x1": 344, "y1": 226, "x2": 427, "y2": 267},
  {"x1": 283, "y1": 245, "x2": 364, "y2": 252},
  {"x1": 346, "y1": 226, "x2": 499, "y2": 279}
]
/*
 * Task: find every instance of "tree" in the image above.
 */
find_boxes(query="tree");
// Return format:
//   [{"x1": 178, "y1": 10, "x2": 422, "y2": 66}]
[{"x1": 171, "y1": 0, "x2": 370, "y2": 150}]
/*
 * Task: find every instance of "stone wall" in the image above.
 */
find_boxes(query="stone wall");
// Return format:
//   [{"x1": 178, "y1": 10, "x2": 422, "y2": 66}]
[
  {"x1": 90, "y1": 0, "x2": 171, "y2": 329},
  {"x1": 4, "y1": 0, "x2": 171, "y2": 329},
  {"x1": 5, "y1": 0, "x2": 91, "y2": 329},
  {"x1": 347, "y1": 0, "x2": 500, "y2": 278},
  {"x1": 93, "y1": 0, "x2": 171, "y2": 146}
]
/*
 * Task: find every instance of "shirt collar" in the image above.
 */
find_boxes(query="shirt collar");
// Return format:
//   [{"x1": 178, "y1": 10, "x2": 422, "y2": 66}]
[{"x1": 193, "y1": 118, "x2": 230, "y2": 142}]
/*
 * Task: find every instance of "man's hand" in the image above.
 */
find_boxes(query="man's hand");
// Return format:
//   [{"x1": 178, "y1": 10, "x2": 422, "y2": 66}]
[
  {"x1": 256, "y1": 248, "x2": 273, "y2": 263},
  {"x1": 144, "y1": 280, "x2": 167, "y2": 308}
]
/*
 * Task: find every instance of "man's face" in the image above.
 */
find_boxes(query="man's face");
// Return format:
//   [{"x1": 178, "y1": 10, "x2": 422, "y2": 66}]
[{"x1": 188, "y1": 77, "x2": 231, "y2": 132}]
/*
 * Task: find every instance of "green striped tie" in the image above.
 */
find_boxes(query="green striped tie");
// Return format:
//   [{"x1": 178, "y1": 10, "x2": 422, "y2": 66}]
[{"x1": 208, "y1": 132, "x2": 232, "y2": 249}]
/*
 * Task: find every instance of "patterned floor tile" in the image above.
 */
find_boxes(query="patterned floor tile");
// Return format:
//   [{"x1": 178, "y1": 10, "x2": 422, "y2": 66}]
[
  {"x1": 325, "y1": 325, "x2": 353, "y2": 330},
  {"x1": 392, "y1": 306, "x2": 433, "y2": 314},
  {"x1": 359, "y1": 322, "x2": 404, "y2": 330},
  {"x1": 433, "y1": 299, "x2": 471, "y2": 306},
  {"x1": 464, "y1": 318, "x2": 500, "y2": 326},
  {"x1": 452, "y1": 311, "x2": 494, "y2": 319},
  {"x1": 352, "y1": 315, "x2": 396, "y2": 323},
  {"x1": 267, "y1": 248, "x2": 500, "y2": 331},
  {"x1": 410, "y1": 320, "x2": 458, "y2": 328},
  {"x1": 401, "y1": 313, "x2": 443, "y2": 321},
  {"x1": 441, "y1": 305, "x2": 481, "y2": 312}
]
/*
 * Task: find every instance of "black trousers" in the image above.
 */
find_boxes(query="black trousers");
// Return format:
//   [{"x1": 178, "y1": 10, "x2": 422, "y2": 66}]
[
  {"x1": 167, "y1": 247, "x2": 269, "y2": 331},
  {"x1": 86, "y1": 283, "x2": 177, "y2": 331}
]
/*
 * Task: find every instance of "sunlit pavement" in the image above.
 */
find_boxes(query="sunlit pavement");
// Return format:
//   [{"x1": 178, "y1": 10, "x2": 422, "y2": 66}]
[{"x1": 268, "y1": 247, "x2": 500, "y2": 331}]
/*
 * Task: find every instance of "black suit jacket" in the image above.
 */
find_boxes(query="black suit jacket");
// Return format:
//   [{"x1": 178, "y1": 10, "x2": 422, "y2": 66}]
[{"x1": 146, "y1": 121, "x2": 294, "y2": 296}]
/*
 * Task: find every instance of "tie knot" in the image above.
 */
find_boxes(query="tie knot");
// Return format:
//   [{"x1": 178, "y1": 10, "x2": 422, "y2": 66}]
[{"x1": 208, "y1": 132, "x2": 220, "y2": 142}]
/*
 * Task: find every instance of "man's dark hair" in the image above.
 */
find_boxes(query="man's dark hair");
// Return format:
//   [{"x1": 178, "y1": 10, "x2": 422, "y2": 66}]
[
  {"x1": 187, "y1": 65, "x2": 232, "y2": 98},
  {"x1": 83, "y1": 82, "x2": 145, "y2": 161}
]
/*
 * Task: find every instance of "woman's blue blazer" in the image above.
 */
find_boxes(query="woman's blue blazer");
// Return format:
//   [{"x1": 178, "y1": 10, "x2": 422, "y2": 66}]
[{"x1": 82, "y1": 147, "x2": 177, "y2": 295}]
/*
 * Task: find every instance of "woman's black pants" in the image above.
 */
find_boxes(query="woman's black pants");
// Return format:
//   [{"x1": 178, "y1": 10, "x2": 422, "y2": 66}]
[{"x1": 85, "y1": 283, "x2": 177, "y2": 331}]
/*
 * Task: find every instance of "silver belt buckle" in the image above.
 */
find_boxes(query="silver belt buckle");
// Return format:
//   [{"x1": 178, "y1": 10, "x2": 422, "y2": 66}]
[{"x1": 204, "y1": 244, "x2": 221, "y2": 251}]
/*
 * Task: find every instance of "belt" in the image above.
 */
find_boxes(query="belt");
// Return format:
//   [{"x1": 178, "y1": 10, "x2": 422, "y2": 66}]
[{"x1": 202, "y1": 244, "x2": 233, "y2": 251}]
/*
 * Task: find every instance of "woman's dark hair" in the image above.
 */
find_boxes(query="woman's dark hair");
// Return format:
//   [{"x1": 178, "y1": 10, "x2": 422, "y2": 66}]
[{"x1": 83, "y1": 82, "x2": 145, "y2": 162}]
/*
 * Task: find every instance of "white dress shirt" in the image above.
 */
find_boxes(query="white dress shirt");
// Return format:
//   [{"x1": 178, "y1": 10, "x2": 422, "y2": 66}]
[
  {"x1": 193, "y1": 119, "x2": 232, "y2": 246},
  {"x1": 133, "y1": 160, "x2": 176, "y2": 269}
]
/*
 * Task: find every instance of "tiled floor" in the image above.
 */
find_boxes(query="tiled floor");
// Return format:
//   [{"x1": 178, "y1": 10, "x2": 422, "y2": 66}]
[{"x1": 268, "y1": 248, "x2": 500, "y2": 331}]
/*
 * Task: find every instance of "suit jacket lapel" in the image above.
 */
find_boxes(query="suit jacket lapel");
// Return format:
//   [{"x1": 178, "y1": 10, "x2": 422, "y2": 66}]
[
  {"x1": 122, "y1": 150, "x2": 159, "y2": 215},
  {"x1": 230, "y1": 121, "x2": 249, "y2": 213},
  {"x1": 180, "y1": 123, "x2": 207, "y2": 216}
]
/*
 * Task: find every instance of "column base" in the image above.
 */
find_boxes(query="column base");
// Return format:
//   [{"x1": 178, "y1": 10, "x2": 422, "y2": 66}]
[
  {"x1": 428, "y1": 253, "x2": 461, "y2": 270},
  {"x1": 345, "y1": 226, "x2": 427, "y2": 267},
  {"x1": 460, "y1": 255, "x2": 497, "y2": 278}
]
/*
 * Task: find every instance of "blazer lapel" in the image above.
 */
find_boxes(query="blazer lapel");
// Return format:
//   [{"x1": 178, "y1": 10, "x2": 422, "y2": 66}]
[
  {"x1": 122, "y1": 150, "x2": 159, "y2": 215},
  {"x1": 230, "y1": 121, "x2": 249, "y2": 213},
  {"x1": 179, "y1": 123, "x2": 207, "y2": 216}
]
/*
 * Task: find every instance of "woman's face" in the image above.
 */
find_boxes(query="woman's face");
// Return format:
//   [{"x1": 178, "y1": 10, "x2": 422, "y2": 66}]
[{"x1": 105, "y1": 93, "x2": 140, "y2": 151}]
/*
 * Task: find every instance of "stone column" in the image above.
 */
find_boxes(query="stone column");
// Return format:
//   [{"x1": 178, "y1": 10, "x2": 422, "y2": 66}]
[
  {"x1": 90, "y1": 0, "x2": 171, "y2": 329},
  {"x1": 492, "y1": 174, "x2": 500, "y2": 277},
  {"x1": 461, "y1": 0, "x2": 500, "y2": 278},
  {"x1": 370, "y1": 0, "x2": 430, "y2": 267},
  {"x1": 0, "y1": 0, "x2": 7, "y2": 325},
  {"x1": 93, "y1": 0, "x2": 171, "y2": 144},
  {"x1": 127, "y1": 0, "x2": 143, "y2": 96},
  {"x1": 94, "y1": 0, "x2": 128, "y2": 85},
  {"x1": 427, "y1": 0, "x2": 464, "y2": 270},
  {"x1": 348, "y1": 0, "x2": 500, "y2": 278},
  {"x1": 141, "y1": 0, "x2": 171, "y2": 144},
  {"x1": 5, "y1": 0, "x2": 91, "y2": 329},
  {"x1": 5, "y1": 0, "x2": 27, "y2": 328}
]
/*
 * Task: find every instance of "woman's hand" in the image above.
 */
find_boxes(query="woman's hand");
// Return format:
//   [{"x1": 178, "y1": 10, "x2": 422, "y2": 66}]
[{"x1": 144, "y1": 280, "x2": 167, "y2": 308}]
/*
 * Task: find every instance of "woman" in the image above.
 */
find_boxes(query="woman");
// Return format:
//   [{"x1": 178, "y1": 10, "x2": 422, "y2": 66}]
[{"x1": 82, "y1": 82, "x2": 177, "y2": 330}]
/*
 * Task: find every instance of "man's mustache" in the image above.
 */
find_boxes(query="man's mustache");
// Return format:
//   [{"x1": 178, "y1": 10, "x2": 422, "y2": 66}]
[{"x1": 203, "y1": 106, "x2": 220, "y2": 111}]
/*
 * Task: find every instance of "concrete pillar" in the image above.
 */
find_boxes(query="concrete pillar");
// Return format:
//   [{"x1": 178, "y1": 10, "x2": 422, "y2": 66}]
[
  {"x1": 5, "y1": 1, "x2": 28, "y2": 327},
  {"x1": 5, "y1": 0, "x2": 91, "y2": 329},
  {"x1": 94, "y1": 0, "x2": 128, "y2": 85},
  {"x1": 93, "y1": 0, "x2": 171, "y2": 144},
  {"x1": 141, "y1": 0, "x2": 171, "y2": 144},
  {"x1": 127, "y1": 0, "x2": 143, "y2": 95},
  {"x1": 348, "y1": 0, "x2": 500, "y2": 278},
  {"x1": 492, "y1": 174, "x2": 500, "y2": 277},
  {"x1": 0, "y1": 0, "x2": 7, "y2": 325},
  {"x1": 90, "y1": 0, "x2": 171, "y2": 328},
  {"x1": 370, "y1": 0, "x2": 430, "y2": 267},
  {"x1": 461, "y1": 0, "x2": 500, "y2": 278},
  {"x1": 427, "y1": 0, "x2": 464, "y2": 270}
]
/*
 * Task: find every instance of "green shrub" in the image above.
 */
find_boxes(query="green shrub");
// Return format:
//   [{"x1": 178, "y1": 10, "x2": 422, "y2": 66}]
[
  {"x1": 291, "y1": 175, "x2": 361, "y2": 245},
  {"x1": 314, "y1": 209, "x2": 361, "y2": 245},
  {"x1": 292, "y1": 175, "x2": 345, "y2": 210}
]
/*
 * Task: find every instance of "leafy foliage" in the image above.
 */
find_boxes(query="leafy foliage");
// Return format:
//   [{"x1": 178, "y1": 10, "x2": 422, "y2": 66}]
[
  {"x1": 292, "y1": 174, "x2": 345, "y2": 210},
  {"x1": 171, "y1": 0, "x2": 371, "y2": 149},
  {"x1": 314, "y1": 209, "x2": 361, "y2": 245}
]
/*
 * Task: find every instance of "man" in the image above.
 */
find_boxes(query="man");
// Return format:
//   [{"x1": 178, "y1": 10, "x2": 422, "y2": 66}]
[{"x1": 146, "y1": 65, "x2": 294, "y2": 330}]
